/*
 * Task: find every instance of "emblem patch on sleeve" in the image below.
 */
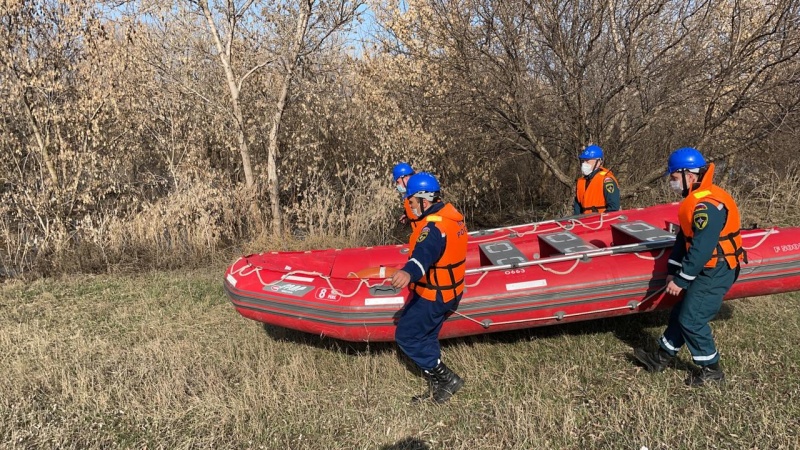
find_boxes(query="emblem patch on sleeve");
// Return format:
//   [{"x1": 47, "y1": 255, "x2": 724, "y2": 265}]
[
  {"x1": 417, "y1": 227, "x2": 430, "y2": 243},
  {"x1": 604, "y1": 181, "x2": 615, "y2": 193},
  {"x1": 693, "y1": 212, "x2": 709, "y2": 230}
]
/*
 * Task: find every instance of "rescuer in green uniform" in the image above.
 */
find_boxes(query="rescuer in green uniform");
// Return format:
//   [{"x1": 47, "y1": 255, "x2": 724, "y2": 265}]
[{"x1": 634, "y1": 147, "x2": 745, "y2": 386}]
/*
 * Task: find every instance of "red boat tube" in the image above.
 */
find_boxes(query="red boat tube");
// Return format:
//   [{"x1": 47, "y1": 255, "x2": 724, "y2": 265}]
[{"x1": 224, "y1": 204, "x2": 800, "y2": 342}]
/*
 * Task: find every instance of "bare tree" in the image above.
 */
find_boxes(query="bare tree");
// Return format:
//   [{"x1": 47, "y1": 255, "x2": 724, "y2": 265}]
[
  {"x1": 264, "y1": 1, "x2": 312, "y2": 236},
  {"x1": 374, "y1": 0, "x2": 800, "y2": 207},
  {"x1": 194, "y1": 0, "x2": 264, "y2": 191},
  {"x1": 131, "y1": 0, "x2": 363, "y2": 235}
]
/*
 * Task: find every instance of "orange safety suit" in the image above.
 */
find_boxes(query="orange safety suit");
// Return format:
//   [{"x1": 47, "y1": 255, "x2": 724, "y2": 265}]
[
  {"x1": 576, "y1": 168, "x2": 619, "y2": 213},
  {"x1": 678, "y1": 164, "x2": 745, "y2": 269},
  {"x1": 407, "y1": 203, "x2": 468, "y2": 302}
]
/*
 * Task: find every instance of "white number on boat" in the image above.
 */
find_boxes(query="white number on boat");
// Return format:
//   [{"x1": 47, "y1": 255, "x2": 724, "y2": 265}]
[
  {"x1": 504, "y1": 269, "x2": 526, "y2": 275},
  {"x1": 775, "y1": 243, "x2": 800, "y2": 252}
]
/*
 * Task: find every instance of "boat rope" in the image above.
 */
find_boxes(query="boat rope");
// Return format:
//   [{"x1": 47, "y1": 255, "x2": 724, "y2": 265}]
[
  {"x1": 467, "y1": 228, "x2": 772, "y2": 281},
  {"x1": 636, "y1": 285, "x2": 667, "y2": 306},
  {"x1": 539, "y1": 259, "x2": 582, "y2": 275},
  {"x1": 450, "y1": 285, "x2": 669, "y2": 329},
  {"x1": 468, "y1": 215, "x2": 622, "y2": 244},
  {"x1": 450, "y1": 310, "x2": 487, "y2": 327},
  {"x1": 742, "y1": 228, "x2": 777, "y2": 250},
  {"x1": 558, "y1": 215, "x2": 609, "y2": 231},
  {"x1": 468, "y1": 214, "x2": 599, "y2": 236},
  {"x1": 229, "y1": 264, "x2": 392, "y2": 299},
  {"x1": 230, "y1": 224, "x2": 780, "y2": 332},
  {"x1": 634, "y1": 248, "x2": 666, "y2": 260},
  {"x1": 464, "y1": 271, "x2": 488, "y2": 288},
  {"x1": 329, "y1": 279, "x2": 395, "y2": 298},
  {"x1": 467, "y1": 222, "x2": 561, "y2": 244},
  {"x1": 236, "y1": 227, "x2": 784, "y2": 302},
  {"x1": 228, "y1": 263, "x2": 273, "y2": 287},
  {"x1": 232, "y1": 237, "x2": 676, "y2": 296}
]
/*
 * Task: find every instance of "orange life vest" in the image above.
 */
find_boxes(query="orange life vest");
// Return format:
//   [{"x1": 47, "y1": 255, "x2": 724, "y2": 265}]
[
  {"x1": 576, "y1": 168, "x2": 618, "y2": 213},
  {"x1": 407, "y1": 203, "x2": 468, "y2": 302},
  {"x1": 678, "y1": 164, "x2": 745, "y2": 269},
  {"x1": 403, "y1": 197, "x2": 420, "y2": 230}
]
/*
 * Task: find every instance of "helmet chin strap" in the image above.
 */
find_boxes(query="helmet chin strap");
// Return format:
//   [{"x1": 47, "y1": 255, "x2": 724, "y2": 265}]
[
  {"x1": 414, "y1": 196, "x2": 429, "y2": 216},
  {"x1": 680, "y1": 170, "x2": 701, "y2": 198},
  {"x1": 680, "y1": 171, "x2": 690, "y2": 198}
]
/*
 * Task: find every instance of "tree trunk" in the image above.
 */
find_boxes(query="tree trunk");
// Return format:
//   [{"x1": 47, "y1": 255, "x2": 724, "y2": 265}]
[
  {"x1": 198, "y1": 0, "x2": 261, "y2": 229},
  {"x1": 21, "y1": 94, "x2": 58, "y2": 186},
  {"x1": 266, "y1": 1, "x2": 311, "y2": 236}
]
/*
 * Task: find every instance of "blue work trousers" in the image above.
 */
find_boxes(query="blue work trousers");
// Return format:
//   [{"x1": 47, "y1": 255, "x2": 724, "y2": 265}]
[{"x1": 395, "y1": 293, "x2": 460, "y2": 370}]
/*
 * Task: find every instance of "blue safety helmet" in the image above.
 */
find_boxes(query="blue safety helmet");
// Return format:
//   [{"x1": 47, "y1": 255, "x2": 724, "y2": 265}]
[
  {"x1": 392, "y1": 162, "x2": 415, "y2": 181},
  {"x1": 405, "y1": 172, "x2": 440, "y2": 200},
  {"x1": 579, "y1": 144, "x2": 603, "y2": 160},
  {"x1": 667, "y1": 147, "x2": 706, "y2": 175}
]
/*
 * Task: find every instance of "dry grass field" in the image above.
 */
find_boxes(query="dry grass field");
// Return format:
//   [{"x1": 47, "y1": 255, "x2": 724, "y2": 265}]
[{"x1": 1, "y1": 265, "x2": 799, "y2": 449}]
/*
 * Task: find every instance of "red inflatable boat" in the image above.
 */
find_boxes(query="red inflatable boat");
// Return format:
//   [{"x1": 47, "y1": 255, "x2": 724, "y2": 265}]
[{"x1": 224, "y1": 203, "x2": 800, "y2": 342}]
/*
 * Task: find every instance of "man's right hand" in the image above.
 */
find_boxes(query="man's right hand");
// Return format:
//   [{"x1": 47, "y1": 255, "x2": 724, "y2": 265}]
[
  {"x1": 391, "y1": 270, "x2": 411, "y2": 289},
  {"x1": 398, "y1": 214, "x2": 408, "y2": 224},
  {"x1": 665, "y1": 279, "x2": 683, "y2": 296}
]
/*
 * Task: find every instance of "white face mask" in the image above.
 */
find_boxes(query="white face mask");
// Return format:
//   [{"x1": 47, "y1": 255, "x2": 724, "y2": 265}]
[
  {"x1": 396, "y1": 185, "x2": 406, "y2": 194},
  {"x1": 581, "y1": 162, "x2": 594, "y2": 176},
  {"x1": 411, "y1": 198, "x2": 425, "y2": 218},
  {"x1": 669, "y1": 179, "x2": 684, "y2": 195}
]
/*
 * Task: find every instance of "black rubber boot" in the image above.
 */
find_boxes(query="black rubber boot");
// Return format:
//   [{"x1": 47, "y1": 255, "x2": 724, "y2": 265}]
[
  {"x1": 686, "y1": 362, "x2": 725, "y2": 387},
  {"x1": 633, "y1": 347, "x2": 675, "y2": 373},
  {"x1": 430, "y1": 361, "x2": 464, "y2": 404},
  {"x1": 411, "y1": 370, "x2": 437, "y2": 403}
]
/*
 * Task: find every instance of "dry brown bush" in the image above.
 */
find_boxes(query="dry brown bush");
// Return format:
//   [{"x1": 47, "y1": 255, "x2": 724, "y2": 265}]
[
  {"x1": 2, "y1": 1, "x2": 800, "y2": 278},
  {"x1": 730, "y1": 162, "x2": 800, "y2": 228}
]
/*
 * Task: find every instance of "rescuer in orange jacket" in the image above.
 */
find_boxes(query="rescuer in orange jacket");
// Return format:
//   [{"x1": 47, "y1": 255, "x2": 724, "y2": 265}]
[
  {"x1": 634, "y1": 147, "x2": 745, "y2": 386},
  {"x1": 392, "y1": 162, "x2": 420, "y2": 230},
  {"x1": 573, "y1": 144, "x2": 621, "y2": 215},
  {"x1": 390, "y1": 172, "x2": 468, "y2": 403}
]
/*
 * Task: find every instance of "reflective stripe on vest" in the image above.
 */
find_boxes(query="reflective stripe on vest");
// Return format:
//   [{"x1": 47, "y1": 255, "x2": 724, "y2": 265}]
[
  {"x1": 576, "y1": 168, "x2": 617, "y2": 213},
  {"x1": 678, "y1": 180, "x2": 746, "y2": 269},
  {"x1": 407, "y1": 204, "x2": 468, "y2": 302}
]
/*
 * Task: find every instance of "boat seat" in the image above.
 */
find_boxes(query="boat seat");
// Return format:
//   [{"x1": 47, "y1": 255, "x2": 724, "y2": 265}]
[
  {"x1": 478, "y1": 240, "x2": 529, "y2": 267},
  {"x1": 537, "y1": 231, "x2": 598, "y2": 258},
  {"x1": 611, "y1": 220, "x2": 676, "y2": 245}
]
